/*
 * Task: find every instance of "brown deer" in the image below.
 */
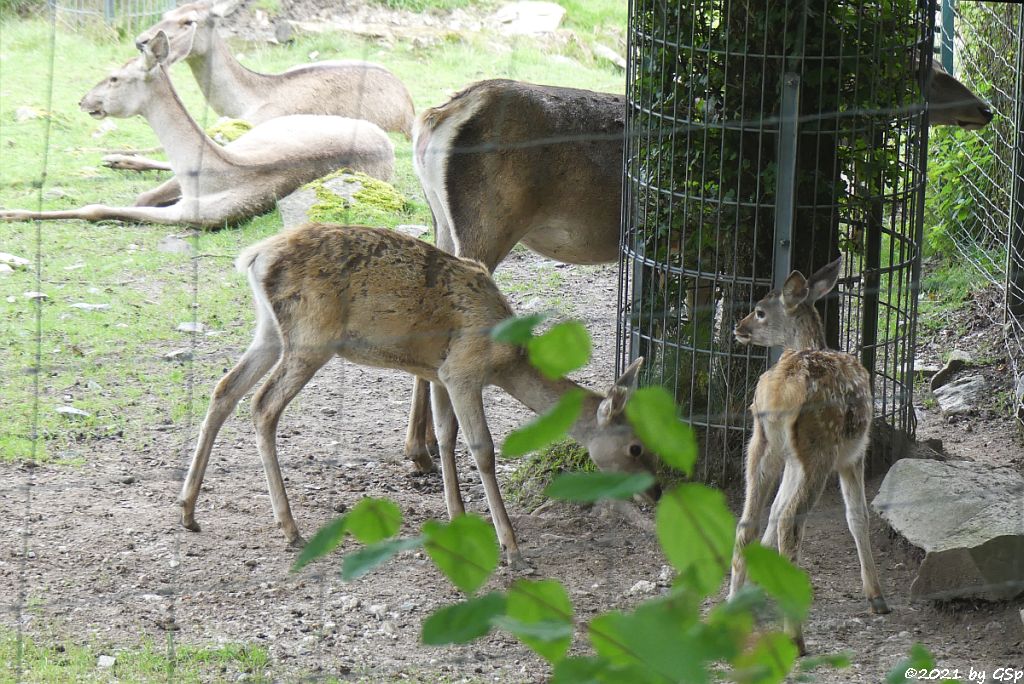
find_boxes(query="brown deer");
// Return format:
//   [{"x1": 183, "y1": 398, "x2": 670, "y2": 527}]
[
  {"x1": 402, "y1": 70, "x2": 993, "y2": 470},
  {"x1": 727, "y1": 257, "x2": 889, "y2": 655},
  {"x1": 182, "y1": 222, "x2": 659, "y2": 568},
  {"x1": 0, "y1": 33, "x2": 394, "y2": 228}
]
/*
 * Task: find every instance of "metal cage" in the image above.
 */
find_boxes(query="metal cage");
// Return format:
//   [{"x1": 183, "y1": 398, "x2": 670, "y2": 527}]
[
  {"x1": 617, "y1": 0, "x2": 933, "y2": 487},
  {"x1": 49, "y1": 0, "x2": 174, "y2": 30}
]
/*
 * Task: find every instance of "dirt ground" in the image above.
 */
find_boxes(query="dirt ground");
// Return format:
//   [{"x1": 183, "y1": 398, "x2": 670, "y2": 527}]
[{"x1": 1, "y1": 246, "x2": 1022, "y2": 683}]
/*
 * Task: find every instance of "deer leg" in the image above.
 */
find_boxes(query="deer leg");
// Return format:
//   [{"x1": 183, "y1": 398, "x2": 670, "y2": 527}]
[
  {"x1": 773, "y1": 459, "x2": 831, "y2": 656},
  {"x1": 430, "y1": 381, "x2": 465, "y2": 519},
  {"x1": 404, "y1": 377, "x2": 437, "y2": 472},
  {"x1": 0, "y1": 203, "x2": 185, "y2": 225},
  {"x1": 444, "y1": 378, "x2": 526, "y2": 570},
  {"x1": 180, "y1": 308, "x2": 281, "y2": 533},
  {"x1": 730, "y1": 418, "x2": 782, "y2": 599},
  {"x1": 250, "y1": 346, "x2": 332, "y2": 547},
  {"x1": 135, "y1": 178, "x2": 181, "y2": 207},
  {"x1": 837, "y1": 459, "x2": 889, "y2": 615},
  {"x1": 102, "y1": 153, "x2": 173, "y2": 172}
]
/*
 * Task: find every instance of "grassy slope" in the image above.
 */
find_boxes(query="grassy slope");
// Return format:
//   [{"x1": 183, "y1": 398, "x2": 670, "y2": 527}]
[{"x1": 0, "y1": 8, "x2": 624, "y2": 678}]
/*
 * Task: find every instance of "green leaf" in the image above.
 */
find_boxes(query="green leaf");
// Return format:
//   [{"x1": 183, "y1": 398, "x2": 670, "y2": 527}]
[
  {"x1": 731, "y1": 632, "x2": 799, "y2": 684},
  {"x1": 291, "y1": 516, "x2": 347, "y2": 572},
  {"x1": 421, "y1": 592, "x2": 506, "y2": 645},
  {"x1": 798, "y1": 653, "x2": 851, "y2": 673},
  {"x1": 552, "y1": 657, "x2": 656, "y2": 684},
  {"x1": 492, "y1": 313, "x2": 547, "y2": 344},
  {"x1": 502, "y1": 579, "x2": 574, "y2": 663},
  {"x1": 624, "y1": 386, "x2": 699, "y2": 476},
  {"x1": 346, "y1": 497, "x2": 402, "y2": 544},
  {"x1": 656, "y1": 484, "x2": 735, "y2": 597},
  {"x1": 341, "y1": 536, "x2": 423, "y2": 581},
  {"x1": 527, "y1": 321, "x2": 591, "y2": 380},
  {"x1": 503, "y1": 389, "x2": 584, "y2": 457},
  {"x1": 423, "y1": 514, "x2": 500, "y2": 594},
  {"x1": 885, "y1": 644, "x2": 936, "y2": 684},
  {"x1": 742, "y1": 543, "x2": 813, "y2": 623},
  {"x1": 544, "y1": 471, "x2": 655, "y2": 502},
  {"x1": 588, "y1": 593, "x2": 704, "y2": 682}
]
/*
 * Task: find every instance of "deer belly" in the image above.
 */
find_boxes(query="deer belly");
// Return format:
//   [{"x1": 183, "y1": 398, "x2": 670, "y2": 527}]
[{"x1": 520, "y1": 220, "x2": 619, "y2": 264}]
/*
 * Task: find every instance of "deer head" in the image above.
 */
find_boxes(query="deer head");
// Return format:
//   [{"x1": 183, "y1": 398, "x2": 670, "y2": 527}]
[{"x1": 79, "y1": 32, "x2": 170, "y2": 120}]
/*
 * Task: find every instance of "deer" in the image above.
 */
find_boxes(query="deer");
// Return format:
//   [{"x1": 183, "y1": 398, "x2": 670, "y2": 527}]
[
  {"x1": 401, "y1": 66, "x2": 993, "y2": 472},
  {"x1": 726, "y1": 257, "x2": 889, "y2": 655},
  {"x1": 0, "y1": 32, "x2": 394, "y2": 229},
  {"x1": 104, "y1": 0, "x2": 415, "y2": 172},
  {"x1": 182, "y1": 222, "x2": 660, "y2": 568}
]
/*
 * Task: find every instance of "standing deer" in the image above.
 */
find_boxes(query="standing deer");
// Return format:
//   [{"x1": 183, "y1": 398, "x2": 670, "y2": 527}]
[
  {"x1": 727, "y1": 257, "x2": 889, "y2": 655},
  {"x1": 402, "y1": 68, "x2": 993, "y2": 471},
  {"x1": 183, "y1": 222, "x2": 659, "y2": 568},
  {"x1": 105, "y1": 0, "x2": 414, "y2": 172},
  {"x1": 0, "y1": 33, "x2": 394, "y2": 228}
]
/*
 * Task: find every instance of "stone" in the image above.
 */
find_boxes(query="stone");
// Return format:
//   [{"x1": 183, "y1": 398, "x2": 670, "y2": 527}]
[
  {"x1": 163, "y1": 349, "x2": 193, "y2": 362},
  {"x1": 55, "y1": 406, "x2": 90, "y2": 419},
  {"x1": 395, "y1": 224, "x2": 429, "y2": 238},
  {"x1": 872, "y1": 459, "x2": 1024, "y2": 601},
  {"x1": 23, "y1": 291, "x2": 47, "y2": 300},
  {"x1": 930, "y1": 350, "x2": 972, "y2": 391},
  {"x1": 176, "y1": 321, "x2": 207, "y2": 334},
  {"x1": 69, "y1": 303, "x2": 111, "y2": 311},
  {"x1": 593, "y1": 44, "x2": 626, "y2": 70},
  {"x1": 157, "y1": 235, "x2": 193, "y2": 254},
  {"x1": 96, "y1": 655, "x2": 116, "y2": 668},
  {"x1": 626, "y1": 580, "x2": 657, "y2": 596},
  {"x1": 15, "y1": 106, "x2": 43, "y2": 122},
  {"x1": 43, "y1": 187, "x2": 68, "y2": 200},
  {"x1": 0, "y1": 264, "x2": 12, "y2": 276},
  {"x1": 492, "y1": 1, "x2": 566, "y2": 34},
  {"x1": 913, "y1": 360, "x2": 941, "y2": 378},
  {"x1": 275, "y1": 20, "x2": 295, "y2": 44},
  {"x1": 91, "y1": 120, "x2": 117, "y2": 138},
  {"x1": 932, "y1": 374, "x2": 988, "y2": 415}
]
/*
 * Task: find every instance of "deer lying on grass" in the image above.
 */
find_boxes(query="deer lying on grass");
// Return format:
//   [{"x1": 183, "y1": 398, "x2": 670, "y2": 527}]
[
  {"x1": 0, "y1": 33, "x2": 394, "y2": 229},
  {"x1": 183, "y1": 222, "x2": 659, "y2": 568},
  {"x1": 727, "y1": 257, "x2": 889, "y2": 655},
  {"x1": 402, "y1": 68, "x2": 994, "y2": 471},
  {"x1": 105, "y1": 0, "x2": 415, "y2": 172}
]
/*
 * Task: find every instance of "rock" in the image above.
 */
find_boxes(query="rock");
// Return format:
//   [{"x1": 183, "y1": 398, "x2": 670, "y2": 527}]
[
  {"x1": 0, "y1": 253, "x2": 26, "y2": 269},
  {"x1": 43, "y1": 187, "x2": 68, "y2": 200},
  {"x1": 932, "y1": 374, "x2": 988, "y2": 415},
  {"x1": 69, "y1": 303, "x2": 111, "y2": 311},
  {"x1": 593, "y1": 44, "x2": 626, "y2": 70},
  {"x1": 913, "y1": 360, "x2": 941, "y2": 379},
  {"x1": 627, "y1": 580, "x2": 657, "y2": 596},
  {"x1": 176, "y1": 321, "x2": 207, "y2": 334},
  {"x1": 91, "y1": 120, "x2": 117, "y2": 138},
  {"x1": 157, "y1": 235, "x2": 193, "y2": 254},
  {"x1": 0, "y1": 264, "x2": 12, "y2": 276},
  {"x1": 96, "y1": 654, "x2": 116, "y2": 668},
  {"x1": 278, "y1": 171, "x2": 405, "y2": 228},
  {"x1": 1016, "y1": 375, "x2": 1024, "y2": 421},
  {"x1": 340, "y1": 595, "x2": 361, "y2": 613},
  {"x1": 873, "y1": 459, "x2": 1024, "y2": 601},
  {"x1": 367, "y1": 603, "x2": 387, "y2": 619},
  {"x1": 492, "y1": 1, "x2": 566, "y2": 34},
  {"x1": 211, "y1": 0, "x2": 243, "y2": 17},
  {"x1": 275, "y1": 20, "x2": 295, "y2": 44},
  {"x1": 24, "y1": 291, "x2": 47, "y2": 300},
  {"x1": 163, "y1": 349, "x2": 193, "y2": 362},
  {"x1": 930, "y1": 350, "x2": 972, "y2": 391},
  {"x1": 395, "y1": 224, "x2": 429, "y2": 238},
  {"x1": 15, "y1": 106, "x2": 43, "y2": 122},
  {"x1": 55, "y1": 406, "x2": 91, "y2": 419}
]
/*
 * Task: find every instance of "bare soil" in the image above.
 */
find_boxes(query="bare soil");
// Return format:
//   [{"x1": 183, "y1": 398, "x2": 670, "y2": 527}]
[{"x1": 2, "y1": 247, "x2": 1022, "y2": 682}]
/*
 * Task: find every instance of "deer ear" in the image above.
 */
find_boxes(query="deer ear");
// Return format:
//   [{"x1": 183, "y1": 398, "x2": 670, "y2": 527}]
[
  {"x1": 807, "y1": 256, "x2": 842, "y2": 303},
  {"x1": 597, "y1": 357, "x2": 644, "y2": 427},
  {"x1": 781, "y1": 270, "x2": 809, "y2": 310},
  {"x1": 145, "y1": 30, "x2": 170, "y2": 66}
]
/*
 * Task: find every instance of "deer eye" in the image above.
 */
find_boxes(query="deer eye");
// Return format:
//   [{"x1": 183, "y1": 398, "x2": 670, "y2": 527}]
[
  {"x1": 755, "y1": 308, "x2": 766, "y2": 320},
  {"x1": 109, "y1": 76, "x2": 118, "y2": 83},
  {"x1": 629, "y1": 444, "x2": 643, "y2": 458}
]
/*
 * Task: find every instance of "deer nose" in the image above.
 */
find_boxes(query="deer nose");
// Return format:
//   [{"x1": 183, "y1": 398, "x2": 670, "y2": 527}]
[{"x1": 980, "y1": 106, "x2": 994, "y2": 123}]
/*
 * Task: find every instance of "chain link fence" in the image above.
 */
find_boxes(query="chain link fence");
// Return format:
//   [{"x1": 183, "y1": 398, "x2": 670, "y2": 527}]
[
  {"x1": 928, "y1": 0, "x2": 1024, "y2": 424},
  {"x1": 49, "y1": 0, "x2": 174, "y2": 30}
]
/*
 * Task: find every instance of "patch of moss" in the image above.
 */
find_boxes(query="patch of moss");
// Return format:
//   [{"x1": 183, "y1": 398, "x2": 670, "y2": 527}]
[
  {"x1": 505, "y1": 439, "x2": 595, "y2": 511},
  {"x1": 306, "y1": 169, "x2": 410, "y2": 226},
  {"x1": 205, "y1": 118, "x2": 253, "y2": 144}
]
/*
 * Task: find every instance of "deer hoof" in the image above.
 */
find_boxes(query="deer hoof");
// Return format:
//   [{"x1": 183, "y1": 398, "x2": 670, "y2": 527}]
[
  {"x1": 407, "y1": 450, "x2": 436, "y2": 474},
  {"x1": 181, "y1": 517, "x2": 201, "y2": 533},
  {"x1": 869, "y1": 596, "x2": 891, "y2": 615},
  {"x1": 287, "y1": 534, "x2": 307, "y2": 550},
  {"x1": 506, "y1": 551, "x2": 534, "y2": 574}
]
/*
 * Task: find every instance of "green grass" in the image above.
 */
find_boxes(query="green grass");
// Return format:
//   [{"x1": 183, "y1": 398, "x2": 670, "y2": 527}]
[
  {"x1": 0, "y1": 630, "x2": 270, "y2": 683},
  {"x1": 504, "y1": 438, "x2": 594, "y2": 509},
  {"x1": 917, "y1": 259, "x2": 986, "y2": 333}
]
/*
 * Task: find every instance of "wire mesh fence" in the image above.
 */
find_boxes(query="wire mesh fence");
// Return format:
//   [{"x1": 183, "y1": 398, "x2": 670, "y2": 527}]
[
  {"x1": 617, "y1": 0, "x2": 933, "y2": 488},
  {"x1": 49, "y1": 0, "x2": 174, "y2": 31},
  {"x1": 927, "y1": 0, "x2": 1024, "y2": 424}
]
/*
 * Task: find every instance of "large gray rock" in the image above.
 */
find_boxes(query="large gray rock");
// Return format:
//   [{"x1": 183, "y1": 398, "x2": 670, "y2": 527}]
[
  {"x1": 931, "y1": 374, "x2": 988, "y2": 415},
  {"x1": 873, "y1": 459, "x2": 1024, "y2": 601}
]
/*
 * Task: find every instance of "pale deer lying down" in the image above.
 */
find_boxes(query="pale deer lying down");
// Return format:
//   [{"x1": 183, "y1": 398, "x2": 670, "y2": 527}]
[
  {"x1": 182, "y1": 223, "x2": 660, "y2": 568},
  {"x1": 0, "y1": 33, "x2": 393, "y2": 229},
  {"x1": 401, "y1": 68, "x2": 994, "y2": 470},
  {"x1": 105, "y1": 0, "x2": 415, "y2": 172},
  {"x1": 727, "y1": 258, "x2": 889, "y2": 655}
]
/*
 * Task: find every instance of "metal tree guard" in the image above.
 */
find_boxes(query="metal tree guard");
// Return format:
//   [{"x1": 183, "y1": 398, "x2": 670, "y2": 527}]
[{"x1": 618, "y1": 0, "x2": 933, "y2": 486}]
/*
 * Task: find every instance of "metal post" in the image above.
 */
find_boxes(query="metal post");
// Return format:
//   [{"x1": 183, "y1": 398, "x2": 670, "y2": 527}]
[
  {"x1": 1009, "y1": 3, "x2": 1024, "y2": 320},
  {"x1": 941, "y1": 0, "x2": 955, "y2": 74},
  {"x1": 771, "y1": 72, "x2": 800, "y2": 365}
]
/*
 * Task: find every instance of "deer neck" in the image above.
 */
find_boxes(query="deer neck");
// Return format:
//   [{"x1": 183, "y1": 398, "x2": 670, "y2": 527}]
[
  {"x1": 139, "y1": 67, "x2": 229, "y2": 185},
  {"x1": 785, "y1": 308, "x2": 828, "y2": 351},
  {"x1": 186, "y1": 28, "x2": 267, "y2": 118},
  {"x1": 494, "y1": 360, "x2": 603, "y2": 445}
]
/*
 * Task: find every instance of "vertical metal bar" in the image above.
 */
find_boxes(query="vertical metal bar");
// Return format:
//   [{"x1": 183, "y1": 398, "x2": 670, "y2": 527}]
[
  {"x1": 941, "y1": 0, "x2": 955, "y2": 74},
  {"x1": 861, "y1": 129, "x2": 883, "y2": 389},
  {"x1": 1008, "y1": 2, "x2": 1024, "y2": 320},
  {"x1": 772, "y1": 72, "x2": 800, "y2": 365},
  {"x1": 103, "y1": 0, "x2": 114, "y2": 23}
]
